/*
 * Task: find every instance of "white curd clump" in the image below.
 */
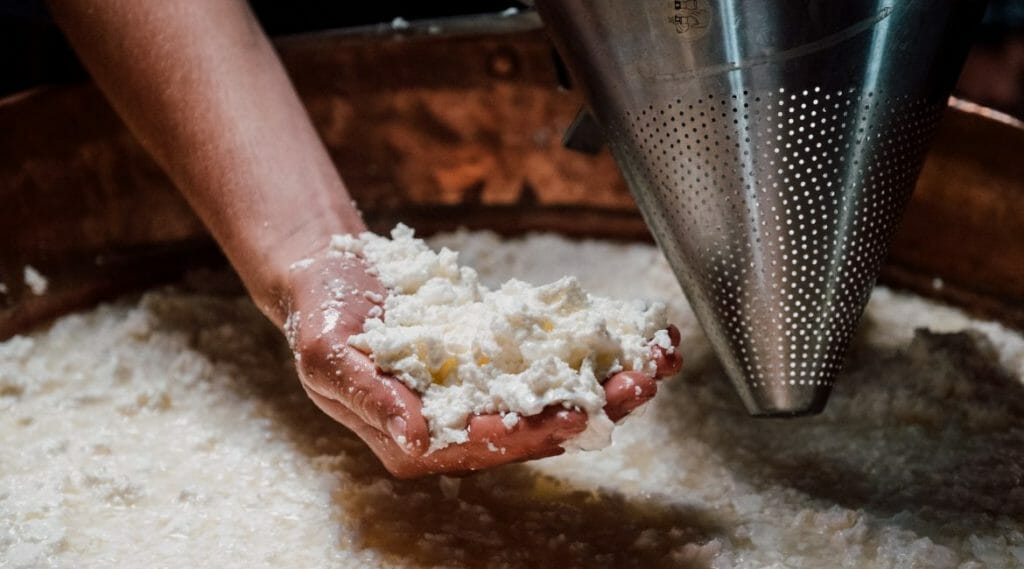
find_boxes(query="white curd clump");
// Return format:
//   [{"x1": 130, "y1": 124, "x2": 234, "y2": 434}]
[
  {"x1": 335, "y1": 224, "x2": 667, "y2": 451},
  {"x1": 4, "y1": 231, "x2": 1024, "y2": 568}
]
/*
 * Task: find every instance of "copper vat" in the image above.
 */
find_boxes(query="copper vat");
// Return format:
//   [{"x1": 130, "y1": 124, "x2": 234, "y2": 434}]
[{"x1": 1, "y1": 13, "x2": 1022, "y2": 339}]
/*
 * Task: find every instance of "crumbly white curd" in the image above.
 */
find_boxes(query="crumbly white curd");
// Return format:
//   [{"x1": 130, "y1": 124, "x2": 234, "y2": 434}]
[
  {"x1": 336, "y1": 224, "x2": 667, "y2": 451},
  {"x1": 2, "y1": 230, "x2": 1024, "y2": 569}
]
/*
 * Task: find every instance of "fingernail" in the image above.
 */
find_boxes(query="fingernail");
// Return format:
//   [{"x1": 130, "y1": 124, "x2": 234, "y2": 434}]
[
  {"x1": 386, "y1": 416, "x2": 408, "y2": 447},
  {"x1": 668, "y1": 324, "x2": 681, "y2": 345},
  {"x1": 553, "y1": 417, "x2": 584, "y2": 440},
  {"x1": 554, "y1": 427, "x2": 583, "y2": 444}
]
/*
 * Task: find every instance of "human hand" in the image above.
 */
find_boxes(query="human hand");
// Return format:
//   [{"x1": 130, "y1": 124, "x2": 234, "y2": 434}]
[{"x1": 286, "y1": 249, "x2": 682, "y2": 479}]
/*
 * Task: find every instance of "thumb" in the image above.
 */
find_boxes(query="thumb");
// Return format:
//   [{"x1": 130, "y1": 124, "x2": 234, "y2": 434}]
[{"x1": 304, "y1": 346, "x2": 431, "y2": 456}]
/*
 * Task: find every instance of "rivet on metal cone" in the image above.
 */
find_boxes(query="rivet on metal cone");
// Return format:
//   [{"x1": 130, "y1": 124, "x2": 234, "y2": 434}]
[{"x1": 536, "y1": 0, "x2": 988, "y2": 416}]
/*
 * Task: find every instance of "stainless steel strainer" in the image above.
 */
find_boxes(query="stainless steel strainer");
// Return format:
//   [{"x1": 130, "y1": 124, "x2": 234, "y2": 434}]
[{"x1": 534, "y1": 0, "x2": 987, "y2": 416}]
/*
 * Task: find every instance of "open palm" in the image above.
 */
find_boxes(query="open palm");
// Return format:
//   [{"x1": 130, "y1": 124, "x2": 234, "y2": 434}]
[{"x1": 287, "y1": 250, "x2": 681, "y2": 478}]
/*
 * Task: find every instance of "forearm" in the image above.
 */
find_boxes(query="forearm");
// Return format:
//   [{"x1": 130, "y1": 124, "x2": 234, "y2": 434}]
[{"x1": 47, "y1": 0, "x2": 364, "y2": 325}]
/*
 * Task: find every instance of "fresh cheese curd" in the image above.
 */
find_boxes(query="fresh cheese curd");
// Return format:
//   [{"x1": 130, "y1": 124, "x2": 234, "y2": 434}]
[
  {"x1": 335, "y1": 225, "x2": 667, "y2": 450},
  {"x1": 3, "y1": 230, "x2": 1024, "y2": 569}
]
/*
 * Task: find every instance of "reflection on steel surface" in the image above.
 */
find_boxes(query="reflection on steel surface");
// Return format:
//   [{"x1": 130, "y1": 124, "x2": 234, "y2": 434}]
[{"x1": 536, "y1": 0, "x2": 988, "y2": 415}]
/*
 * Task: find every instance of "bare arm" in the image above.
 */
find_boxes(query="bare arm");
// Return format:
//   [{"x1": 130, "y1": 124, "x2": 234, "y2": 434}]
[
  {"x1": 47, "y1": 0, "x2": 363, "y2": 325},
  {"x1": 47, "y1": 0, "x2": 681, "y2": 477}
]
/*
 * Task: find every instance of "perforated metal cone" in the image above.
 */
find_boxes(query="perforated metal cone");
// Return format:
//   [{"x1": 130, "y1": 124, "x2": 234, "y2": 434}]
[{"x1": 536, "y1": 0, "x2": 987, "y2": 415}]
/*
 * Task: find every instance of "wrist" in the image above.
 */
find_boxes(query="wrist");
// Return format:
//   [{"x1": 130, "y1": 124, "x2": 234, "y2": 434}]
[{"x1": 239, "y1": 211, "x2": 366, "y2": 327}]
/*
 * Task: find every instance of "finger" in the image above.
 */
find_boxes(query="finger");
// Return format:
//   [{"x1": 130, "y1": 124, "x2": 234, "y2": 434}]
[
  {"x1": 304, "y1": 386, "x2": 428, "y2": 478},
  {"x1": 416, "y1": 407, "x2": 587, "y2": 475},
  {"x1": 603, "y1": 371, "x2": 657, "y2": 422},
  {"x1": 306, "y1": 383, "x2": 536, "y2": 478},
  {"x1": 651, "y1": 325, "x2": 683, "y2": 377},
  {"x1": 468, "y1": 406, "x2": 587, "y2": 454},
  {"x1": 652, "y1": 345, "x2": 683, "y2": 377},
  {"x1": 339, "y1": 349, "x2": 432, "y2": 456},
  {"x1": 310, "y1": 388, "x2": 589, "y2": 478},
  {"x1": 667, "y1": 324, "x2": 681, "y2": 347},
  {"x1": 303, "y1": 349, "x2": 430, "y2": 456}
]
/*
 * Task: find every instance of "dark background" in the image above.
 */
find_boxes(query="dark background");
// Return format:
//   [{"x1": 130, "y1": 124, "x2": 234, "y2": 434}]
[
  {"x1": 0, "y1": 1, "x2": 522, "y2": 97},
  {"x1": 1, "y1": 1, "x2": 1022, "y2": 118}
]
